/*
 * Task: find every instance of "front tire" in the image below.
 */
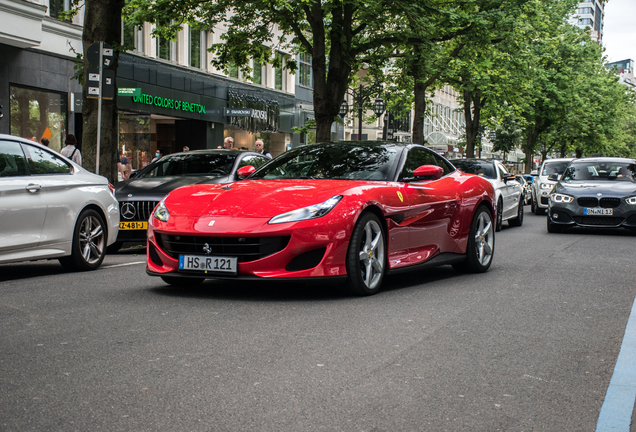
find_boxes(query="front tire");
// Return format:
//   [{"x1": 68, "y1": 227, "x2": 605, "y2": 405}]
[
  {"x1": 508, "y1": 198, "x2": 524, "y2": 227},
  {"x1": 59, "y1": 209, "x2": 107, "y2": 271},
  {"x1": 453, "y1": 205, "x2": 495, "y2": 273},
  {"x1": 495, "y1": 200, "x2": 503, "y2": 232},
  {"x1": 345, "y1": 212, "x2": 386, "y2": 296}
]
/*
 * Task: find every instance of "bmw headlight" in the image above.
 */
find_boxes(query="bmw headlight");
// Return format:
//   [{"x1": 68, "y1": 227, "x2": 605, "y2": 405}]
[
  {"x1": 550, "y1": 193, "x2": 573, "y2": 203},
  {"x1": 153, "y1": 199, "x2": 170, "y2": 222},
  {"x1": 540, "y1": 182, "x2": 553, "y2": 190},
  {"x1": 626, "y1": 197, "x2": 636, "y2": 205},
  {"x1": 269, "y1": 196, "x2": 343, "y2": 224}
]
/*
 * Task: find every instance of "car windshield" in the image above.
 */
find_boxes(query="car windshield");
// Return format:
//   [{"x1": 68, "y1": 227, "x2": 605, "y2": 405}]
[
  {"x1": 135, "y1": 153, "x2": 237, "y2": 178},
  {"x1": 562, "y1": 161, "x2": 636, "y2": 182},
  {"x1": 250, "y1": 142, "x2": 399, "y2": 181},
  {"x1": 452, "y1": 160, "x2": 496, "y2": 179},
  {"x1": 541, "y1": 161, "x2": 570, "y2": 176}
]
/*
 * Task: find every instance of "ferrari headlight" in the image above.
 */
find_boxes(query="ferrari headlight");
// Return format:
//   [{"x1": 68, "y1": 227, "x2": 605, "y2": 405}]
[
  {"x1": 153, "y1": 199, "x2": 170, "y2": 222},
  {"x1": 550, "y1": 193, "x2": 573, "y2": 203},
  {"x1": 626, "y1": 197, "x2": 636, "y2": 205},
  {"x1": 540, "y1": 182, "x2": 553, "y2": 190},
  {"x1": 269, "y1": 195, "x2": 342, "y2": 224}
]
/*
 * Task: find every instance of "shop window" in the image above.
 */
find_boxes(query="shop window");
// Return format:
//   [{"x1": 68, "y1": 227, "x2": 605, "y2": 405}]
[
  {"x1": 49, "y1": 0, "x2": 71, "y2": 20},
  {"x1": 299, "y1": 53, "x2": 312, "y2": 88},
  {"x1": 118, "y1": 112, "x2": 152, "y2": 172},
  {"x1": 123, "y1": 20, "x2": 143, "y2": 52},
  {"x1": 190, "y1": 29, "x2": 202, "y2": 69},
  {"x1": 9, "y1": 86, "x2": 67, "y2": 152},
  {"x1": 253, "y1": 60, "x2": 263, "y2": 85},
  {"x1": 275, "y1": 52, "x2": 287, "y2": 91}
]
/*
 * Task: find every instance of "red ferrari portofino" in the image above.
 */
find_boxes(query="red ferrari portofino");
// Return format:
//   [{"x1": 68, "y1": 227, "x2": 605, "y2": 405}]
[{"x1": 146, "y1": 142, "x2": 496, "y2": 295}]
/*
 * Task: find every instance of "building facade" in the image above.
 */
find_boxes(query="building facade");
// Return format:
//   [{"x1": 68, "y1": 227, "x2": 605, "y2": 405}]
[
  {"x1": 569, "y1": 0, "x2": 605, "y2": 42},
  {"x1": 0, "y1": 0, "x2": 305, "y2": 173},
  {"x1": 606, "y1": 59, "x2": 636, "y2": 89}
]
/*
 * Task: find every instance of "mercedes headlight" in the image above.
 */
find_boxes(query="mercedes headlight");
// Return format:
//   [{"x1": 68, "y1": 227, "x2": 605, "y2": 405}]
[
  {"x1": 269, "y1": 196, "x2": 342, "y2": 224},
  {"x1": 626, "y1": 197, "x2": 636, "y2": 205},
  {"x1": 550, "y1": 193, "x2": 573, "y2": 203},
  {"x1": 153, "y1": 199, "x2": 170, "y2": 222}
]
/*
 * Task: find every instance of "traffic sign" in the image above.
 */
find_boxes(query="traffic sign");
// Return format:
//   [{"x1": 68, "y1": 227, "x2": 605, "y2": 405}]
[
  {"x1": 86, "y1": 68, "x2": 115, "y2": 100},
  {"x1": 86, "y1": 42, "x2": 114, "y2": 68}
]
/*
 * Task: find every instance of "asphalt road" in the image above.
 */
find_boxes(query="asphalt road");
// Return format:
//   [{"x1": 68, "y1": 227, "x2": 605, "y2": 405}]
[{"x1": 1, "y1": 209, "x2": 635, "y2": 431}]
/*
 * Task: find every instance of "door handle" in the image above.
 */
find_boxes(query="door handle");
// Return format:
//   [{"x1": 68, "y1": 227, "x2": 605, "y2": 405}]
[{"x1": 26, "y1": 183, "x2": 42, "y2": 193}]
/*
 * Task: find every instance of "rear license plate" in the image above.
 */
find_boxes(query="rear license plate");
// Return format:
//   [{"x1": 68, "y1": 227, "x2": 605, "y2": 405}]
[
  {"x1": 179, "y1": 255, "x2": 238, "y2": 274},
  {"x1": 584, "y1": 208, "x2": 613, "y2": 216},
  {"x1": 119, "y1": 221, "x2": 148, "y2": 230}
]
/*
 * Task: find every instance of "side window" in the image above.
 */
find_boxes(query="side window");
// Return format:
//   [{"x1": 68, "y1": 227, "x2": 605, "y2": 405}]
[
  {"x1": 399, "y1": 147, "x2": 441, "y2": 180},
  {"x1": 239, "y1": 155, "x2": 268, "y2": 170},
  {"x1": 432, "y1": 153, "x2": 454, "y2": 176},
  {"x1": 0, "y1": 140, "x2": 29, "y2": 177},
  {"x1": 22, "y1": 144, "x2": 71, "y2": 175},
  {"x1": 496, "y1": 163, "x2": 507, "y2": 180}
]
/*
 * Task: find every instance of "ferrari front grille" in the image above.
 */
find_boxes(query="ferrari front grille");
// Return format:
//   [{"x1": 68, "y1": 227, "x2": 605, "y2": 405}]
[{"x1": 158, "y1": 234, "x2": 291, "y2": 263}]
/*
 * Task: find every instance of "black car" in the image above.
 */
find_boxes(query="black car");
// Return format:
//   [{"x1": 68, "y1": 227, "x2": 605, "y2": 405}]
[
  {"x1": 110, "y1": 149, "x2": 270, "y2": 252},
  {"x1": 547, "y1": 157, "x2": 636, "y2": 233}
]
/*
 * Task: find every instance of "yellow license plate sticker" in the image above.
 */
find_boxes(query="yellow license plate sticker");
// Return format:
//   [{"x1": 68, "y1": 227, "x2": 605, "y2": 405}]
[{"x1": 119, "y1": 221, "x2": 148, "y2": 230}]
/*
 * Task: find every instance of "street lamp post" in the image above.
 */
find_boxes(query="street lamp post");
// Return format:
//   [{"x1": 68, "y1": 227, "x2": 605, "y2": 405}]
[{"x1": 340, "y1": 84, "x2": 385, "y2": 141}]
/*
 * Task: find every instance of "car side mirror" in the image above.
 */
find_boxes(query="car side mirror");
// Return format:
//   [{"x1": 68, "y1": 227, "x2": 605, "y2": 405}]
[
  {"x1": 237, "y1": 165, "x2": 255, "y2": 179},
  {"x1": 129, "y1": 171, "x2": 138, "y2": 179},
  {"x1": 504, "y1": 174, "x2": 516, "y2": 182},
  {"x1": 548, "y1": 173, "x2": 560, "y2": 181},
  {"x1": 412, "y1": 165, "x2": 444, "y2": 180}
]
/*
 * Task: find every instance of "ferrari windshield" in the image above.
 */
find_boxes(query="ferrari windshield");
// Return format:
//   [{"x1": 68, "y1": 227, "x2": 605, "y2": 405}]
[
  {"x1": 452, "y1": 160, "x2": 496, "y2": 179},
  {"x1": 562, "y1": 161, "x2": 636, "y2": 182},
  {"x1": 250, "y1": 142, "x2": 399, "y2": 181},
  {"x1": 136, "y1": 153, "x2": 237, "y2": 178},
  {"x1": 541, "y1": 161, "x2": 570, "y2": 176}
]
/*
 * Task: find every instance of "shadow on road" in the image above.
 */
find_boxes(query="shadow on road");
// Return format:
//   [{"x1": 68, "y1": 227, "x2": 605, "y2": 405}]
[{"x1": 146, "y1": 265, "x2": 460, "y2": 302}]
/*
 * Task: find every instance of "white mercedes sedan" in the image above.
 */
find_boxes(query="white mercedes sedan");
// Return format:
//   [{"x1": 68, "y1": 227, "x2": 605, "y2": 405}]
[{"x1": 0, "y1": 134, "x2": 119, "y2": 270}]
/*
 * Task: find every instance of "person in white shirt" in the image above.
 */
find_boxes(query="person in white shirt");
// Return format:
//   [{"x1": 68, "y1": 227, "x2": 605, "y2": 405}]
[
  {"x1": 254, "y1": 140, "x2": 272, "y2": 158},
  {"x1": 60, "y1": 134, "x2": 81, "y2": 166}
]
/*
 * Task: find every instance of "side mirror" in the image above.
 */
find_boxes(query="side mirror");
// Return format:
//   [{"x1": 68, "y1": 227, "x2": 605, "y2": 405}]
[
  {"x1": 504, "y1": 174, "x2": 516, "y2": 182},
  {"x1": 237, "y1": 165, "x2": 255, "y2": 179},
  {"x1": 412, "y1": 165, "x2": 444, "y2": 180},
  {"x1": 129, "y1": 171, "x2": 139, "y2": 179},
  {"x1": 548, "y1": 173, "x2": 560, "y2": 181}
]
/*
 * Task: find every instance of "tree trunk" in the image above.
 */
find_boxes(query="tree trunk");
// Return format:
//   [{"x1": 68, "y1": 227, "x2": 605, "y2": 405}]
[
  {"x1": 522, "y1": 120, "x2": 543, "y2": 173},
  {"x1": 309, "y1": 2, "x2": 352, "y2": 143},
  {"x1": 82, "y1": 0, "x2": 124, "y2": 182},
  {"x1": 412, "y1": 63, "x2": 427, "y2": 145},
  {"x1": 463, "y1": 90, "x2": 478, "y2": 158}
]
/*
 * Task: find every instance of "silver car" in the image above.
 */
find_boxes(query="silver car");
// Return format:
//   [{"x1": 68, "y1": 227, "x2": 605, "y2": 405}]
[
  {"x1": 0, "y1": 134, "x2": 120, "y2": 270},
  {"x1": 531, "y1": 158, "x2": 575, "y2": 215},
  {"x1": 453, "y1": 159, "x2": 525, "y2": 231}
]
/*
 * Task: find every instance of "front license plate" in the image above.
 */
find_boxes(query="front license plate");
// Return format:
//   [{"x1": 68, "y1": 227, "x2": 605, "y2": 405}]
[
  {"x1": 584, "y1": 208, "x2": 613, "y2": 216},
  {"x1": 179, "y1": 255, "x2": 238, "y2": 274},
  {"x1": 119, "y1": 221, "x2": 148, "y2": 230}
]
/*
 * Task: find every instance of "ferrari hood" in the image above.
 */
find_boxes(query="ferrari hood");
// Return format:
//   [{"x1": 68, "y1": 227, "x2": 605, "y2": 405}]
[
  {"x1": 115, "y1": 175, "x2": 229, "y2": 199},
  {"x1": 555, "y1": 181, "x2": 636, "y2": 197},
  {"x1": 165, "y1": 179, "x2": 369, "y2": 218}
]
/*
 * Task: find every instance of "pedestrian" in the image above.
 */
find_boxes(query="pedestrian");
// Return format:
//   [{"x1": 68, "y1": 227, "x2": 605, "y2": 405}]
[
  {"x1": 40, "y1": 138, "x2": 49, "y2": 147},
  {"x1": 223, "y1": 137, "x2": 234, "y2": 149},
  {"x1": 183, "y1": 146, "x2": 189, "y2": 152},
  {"x1": 61, "y1": 134, "x2": 81, "y2": 166},
  {"x1": 152, "y1": 149, "x2": 163, "y2": 163},
  {"x1": 254, "y1": 139, "x2": 272, "y2": 158}
]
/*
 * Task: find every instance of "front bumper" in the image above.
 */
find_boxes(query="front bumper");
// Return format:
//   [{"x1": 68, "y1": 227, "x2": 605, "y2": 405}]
[
  {"x1": 547, "y1": 200, "x2": 636, "y2": 228},
  {"x1": 145, "y1": 214, "x2": 353, "y2": 280}
]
